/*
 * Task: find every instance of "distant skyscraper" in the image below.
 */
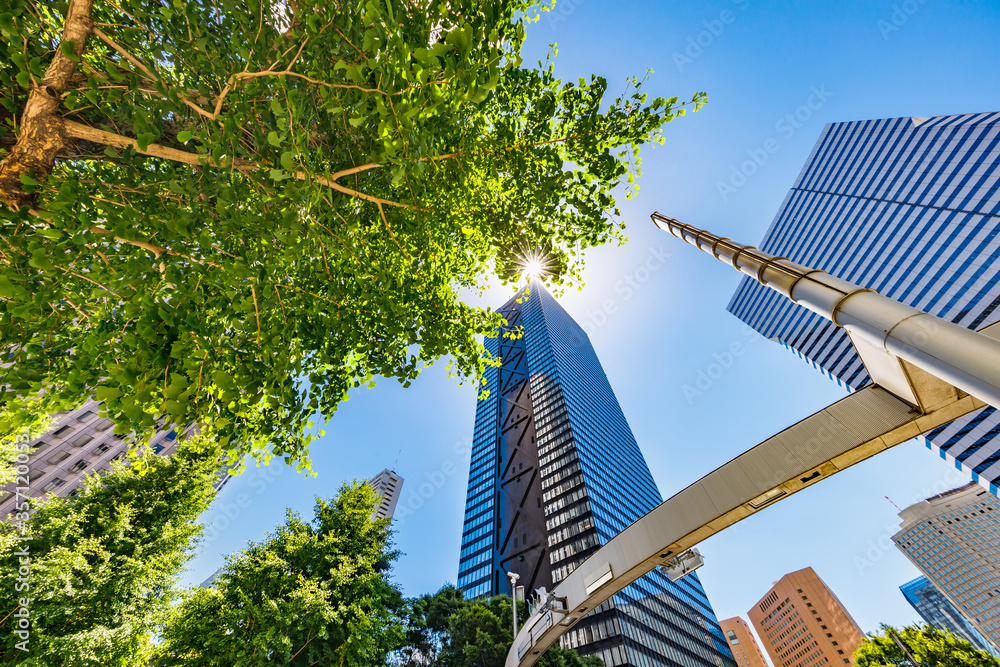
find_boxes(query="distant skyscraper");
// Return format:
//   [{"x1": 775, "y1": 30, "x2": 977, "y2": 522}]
[
  {"x1": 720, "y1": 617, "x2": 771, "y2": 667},
  {"x1": 0, "y1": 398, "x2": 224, "y2": 518},
  {"x1": 893, "y1": 483, "x2": 1000, "y2": 650},
  {"x1": 457, "y1": 283, "x2": 734, "y2": 667},
  {"x1": 900, "y1": 576, "x2": 999, "y2": 656},
  {"x1": 727, "y1": 112, "x2": 1000, "y2": 496},
  {"x1": 748, "y1": 567, "x2": 864, "y2": 667},
  {"x1": 368, "y1": 468, "x2": 404, "y2": 520}
]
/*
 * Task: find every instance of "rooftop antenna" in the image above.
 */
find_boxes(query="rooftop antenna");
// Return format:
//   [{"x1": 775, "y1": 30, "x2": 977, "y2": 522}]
[
  {"x1": 886, "y1": 495, "x2": 902, "y2": 512},
  {"x1": 392, "y1": 449, "x2": 401, "y2": 472}
]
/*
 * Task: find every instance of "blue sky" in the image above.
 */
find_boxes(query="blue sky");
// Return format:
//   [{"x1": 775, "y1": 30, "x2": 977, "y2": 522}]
[{"x1": 183, "y1": 0, "x2": 1000, "y2": 652}]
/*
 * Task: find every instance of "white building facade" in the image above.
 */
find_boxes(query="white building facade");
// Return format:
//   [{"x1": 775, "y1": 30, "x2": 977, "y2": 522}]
[
  {"x1": 368, "y1": 468, "x2": 403, "y2": 520},
  {"x1": 893, "y1": 483, "x2": 1000, "y2": 650}
]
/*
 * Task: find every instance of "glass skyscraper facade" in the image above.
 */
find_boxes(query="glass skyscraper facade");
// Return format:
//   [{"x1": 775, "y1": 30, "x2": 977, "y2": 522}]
[
  {"x1": 727, "y1": 111, "x2": 1000, "y2": 495},
  {"x1": 893, "y1": 483, "x2": 1000, "y2": 648},
  {"x1": 900, "y1": 576, "x2": 999, "y2": 656},
  {"x1": 458, "y1": 283, "x2": 734, "y2": 667}
]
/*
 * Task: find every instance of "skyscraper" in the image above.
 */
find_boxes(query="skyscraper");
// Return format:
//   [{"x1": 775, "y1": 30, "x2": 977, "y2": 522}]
[
  {"x1": 720, "y1": 617, "x2": 772, "y2": 667},
  {"x1": 727, "y1": 112, "x2": 1000, "y2": 495},
  {"x1": 748, "y1": 567, "x2": 864, "y2": 667},
  {"x1": 0, "y1": 398, "x2": 227, "y2": 518},
  {"x1": 457, "y1": 283, "x2": 734, "y2": 667},
  {"x1": 368, "y1": 468, "x2": 404, "y2": 520},
  {"x1": 893, "y1": 483, "x2": 1000, "y2": 649},
  {"x1": 899, "y1": 576, "x2": 999, "y2": 656}
]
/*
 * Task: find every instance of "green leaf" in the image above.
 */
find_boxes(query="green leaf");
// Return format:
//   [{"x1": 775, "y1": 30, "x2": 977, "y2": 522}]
[
  {"x1": 60, "y1": 40, "x2": 80, "y2": 62},
  {"x1": 267, "y1": 131, "x2": 281, "y2": 146},
  {"x1": 95, "y1": 386, "x2": 124, "y2": 401},
  {"x1": 137, "y1": 132, "x2": 156, "y2": 151},
  {"x1": 28, "y1": 249, "x2": 55, "y2": 273},
  {"x1": 177, "y1": 130, "x2": 195, "y2": 143},
  {"x1": 0, "y1": 274, "x2": 15, "y2": 298},
  {"x1": 0, "y1": 13, "x2": 14, "y2": 39},
  {"x1": 280, "y1": 150, "x2": 295, "y2": 171}
]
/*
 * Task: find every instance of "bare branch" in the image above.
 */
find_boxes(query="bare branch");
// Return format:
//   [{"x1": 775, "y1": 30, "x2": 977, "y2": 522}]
[
  {"x1": 89, "y1": 225, "x2": 222, "y2": 268},
  {"x1": 92, "y1": 27, "x2": 217, "y2": 121},
  {"x1": 62, "y1": 119, "x2": 249, "y2": 171}
]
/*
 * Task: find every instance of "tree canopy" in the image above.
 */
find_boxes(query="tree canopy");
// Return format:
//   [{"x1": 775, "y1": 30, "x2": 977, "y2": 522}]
[
  {"x1": 0, "y1": 0, "x2": 704, "y2": 469},
  {"x1": 854, "y1": 624, "x2": 1000, "y2": 667},
  {"x1": 0, "y1": 435, "x2": 222, "y2": 666},
  {"x1": 397, "y1": 584, "x2": 604, "y2": 667},
  {"x1": 151, "y1": 481, "x2": 405, "y2": 666}
]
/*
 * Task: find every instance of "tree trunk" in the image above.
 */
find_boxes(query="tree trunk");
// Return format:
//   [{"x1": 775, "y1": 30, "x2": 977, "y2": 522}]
[{"x1": 0, "y1": 0, "x2": 93, "y2": 210}]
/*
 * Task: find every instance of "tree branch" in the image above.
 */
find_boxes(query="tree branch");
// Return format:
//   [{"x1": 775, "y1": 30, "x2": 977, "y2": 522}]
[
  {"x1": 88, "y1": 225, "x2": 222, "y2": 268},
  {"x1": 92, "y1": 27, "x2": 217, "y2": 122},
  {"x1": 0, "y1": 0, "x2": 93, "y2": 209}
]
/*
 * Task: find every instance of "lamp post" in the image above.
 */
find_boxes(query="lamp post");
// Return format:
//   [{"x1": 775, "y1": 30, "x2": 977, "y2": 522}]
[{"x1": 507, "y1": 571, "x2": 520, "y2": 635}]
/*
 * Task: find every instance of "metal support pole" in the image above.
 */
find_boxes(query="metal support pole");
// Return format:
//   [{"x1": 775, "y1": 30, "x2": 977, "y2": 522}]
[
  {"x1": 651, "y1": 212, "x2": 1000, "y2": 410},
  {"x1": 507, "y1": 572, "x2": 520, "y2": 636}
]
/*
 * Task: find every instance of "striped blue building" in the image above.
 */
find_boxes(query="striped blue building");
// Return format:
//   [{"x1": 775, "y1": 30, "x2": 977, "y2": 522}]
[
  {"x1": 458, "y1": 283, "x2": 734, "y2": 667},
  {"x1": 728, "y1": 111, "x2": 1000, "y2": 494}
]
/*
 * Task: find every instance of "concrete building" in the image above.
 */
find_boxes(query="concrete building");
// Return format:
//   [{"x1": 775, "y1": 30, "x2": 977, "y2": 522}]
[
  {"x1": 900, "y1": 575, "x2": 999, "y2": 656},
  {"x1": 893, "y1": 483, "x2": 1000, "y2": 650},
  {"x1": 720, "y1": 617, "x2": 771, "y2": 667},
  {"x1": 457, "y1": 282, "x2": 734, "y2": 667},
  {"x1": 368, "y1": 468, "x2": 404, "y2": 520},
  {"x1": 727, "y1": 111, "x2": 1000, "y2": 497},
  {"x1": 748, "y1": 567, "x2": 864, "y2": 667},
  {"x1": 0, "y1": 398, "x2": 225, "y2": 517}
]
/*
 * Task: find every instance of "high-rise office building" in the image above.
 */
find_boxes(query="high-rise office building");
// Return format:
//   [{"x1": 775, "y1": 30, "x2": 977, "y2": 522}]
[
  {"x1": 900, "y1": 576, "x2": 999, "y2": 656},
  {"x1": 893, "y1": 483, "x2": 1000, "y2": 649},
  {"x1": 0, "y1": 398, "x2": 226, "y2": 517},
  {"x1": 720, "y1": 617, "x2": 771, "y2": 667},
  {"x1": 457, "y1": 283, "x2": 735, "y2": 667},
  {"x1": 727, "y1": 111, "x2": 1000, "y2": 495},
  {"x1": 748, "y1": 567, "x2": 864, "y2": 667},
  {"x1": 368, "y1": 468, "x2": 404, "y2": 520}
]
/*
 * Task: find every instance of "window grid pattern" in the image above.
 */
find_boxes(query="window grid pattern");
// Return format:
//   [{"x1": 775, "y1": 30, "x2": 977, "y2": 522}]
[
  {"x1": 459, "y1": 284, "x2": 734, "y2": 667},
  {"x1": 726, "y1": 112, "x2": 1000, "y2": 494},
  {"x1": 893, "y1": 484, "x2": 1000, "y2": 651},
  {"x1": 900, "y1": 575, "x2": 1000, "y2": 656}
]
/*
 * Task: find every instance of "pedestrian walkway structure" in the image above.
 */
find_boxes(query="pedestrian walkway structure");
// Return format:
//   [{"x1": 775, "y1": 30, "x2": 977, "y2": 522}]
[{"x1": 503, "y1": 214, "x2": 1000, "y2": 667}]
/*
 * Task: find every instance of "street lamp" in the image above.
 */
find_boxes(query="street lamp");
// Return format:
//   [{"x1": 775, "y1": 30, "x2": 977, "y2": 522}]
[{"x1": 507, "y1": 571, "x2": 520, "y2": 635}]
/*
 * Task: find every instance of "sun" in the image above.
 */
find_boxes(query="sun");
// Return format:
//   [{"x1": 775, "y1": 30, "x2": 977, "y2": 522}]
[{"x1": 517, "y1": 251, "x2": 550, "y2": 283}]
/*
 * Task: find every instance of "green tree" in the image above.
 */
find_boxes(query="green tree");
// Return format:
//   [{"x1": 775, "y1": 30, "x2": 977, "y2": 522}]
[
  {"x1": 855, "y1": 624, "x2": 1000, "y2": 667},
  {"x1": 398, "y1": 584, "x2": 603, "y2": 667},
  {"x1": 151, "y1": 481, "x2": 405, "y2": 666},
  {"x1": 0, "y1": 0, "x2": 704, "y2": 469},
  {"x1": 0, "y1": 435, "x2": 222, "y2": 666}
]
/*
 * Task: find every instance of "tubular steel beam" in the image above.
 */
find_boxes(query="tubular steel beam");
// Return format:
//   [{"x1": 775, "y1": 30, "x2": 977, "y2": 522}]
[{"x1": 650, "y1": 212, "x2": 1000, "y2": 411}]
